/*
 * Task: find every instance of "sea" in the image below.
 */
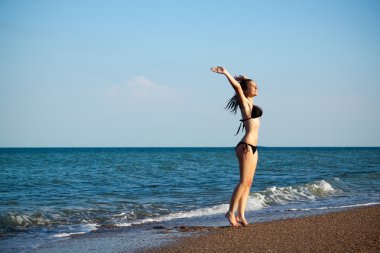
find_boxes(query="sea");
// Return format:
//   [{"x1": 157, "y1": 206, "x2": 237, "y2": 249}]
[{"x1": 0, "y1": 147, "x2": 379, "y2": 252}]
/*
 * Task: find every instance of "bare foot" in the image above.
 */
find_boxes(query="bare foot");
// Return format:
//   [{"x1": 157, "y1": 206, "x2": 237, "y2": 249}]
[
  {"x1": 236, "y1": 215, "x2": 249, "y2": 226},
  {"x1": 225, "y1": 212, "x2": 239, "y2": 227}
]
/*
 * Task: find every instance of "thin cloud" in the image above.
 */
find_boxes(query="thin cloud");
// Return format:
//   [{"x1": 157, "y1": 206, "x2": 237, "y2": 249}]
[{"x1": 106, "y1": 76, "x2": 187, "y2": 110}]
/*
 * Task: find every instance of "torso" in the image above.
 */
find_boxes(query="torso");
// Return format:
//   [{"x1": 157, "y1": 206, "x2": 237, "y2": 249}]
[{"x1": 239, "y1": 100, "x2": 261, "y2": 146}]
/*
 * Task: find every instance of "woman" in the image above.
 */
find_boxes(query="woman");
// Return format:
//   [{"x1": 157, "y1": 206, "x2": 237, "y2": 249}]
[{"x1": 211, "y1": 66, "x2": 262, "y2": 227}]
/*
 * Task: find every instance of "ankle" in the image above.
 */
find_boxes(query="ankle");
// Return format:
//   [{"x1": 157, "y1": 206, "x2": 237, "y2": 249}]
[{"x1": 237, "y1": 214, "x2": 245, "y2": 219}]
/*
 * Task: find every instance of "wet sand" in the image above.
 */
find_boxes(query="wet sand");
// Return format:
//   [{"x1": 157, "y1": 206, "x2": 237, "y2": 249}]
[{"x1": 143, "y1": 205, "x2": 380, "y2": 253}]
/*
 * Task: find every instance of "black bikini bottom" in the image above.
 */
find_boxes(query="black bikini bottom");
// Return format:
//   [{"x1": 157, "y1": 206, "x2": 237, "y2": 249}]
[{"x1": 235, "y1": 142, "x2": 257, "y2": 155}]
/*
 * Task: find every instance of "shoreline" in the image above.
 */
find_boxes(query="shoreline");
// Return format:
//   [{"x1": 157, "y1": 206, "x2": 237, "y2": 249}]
[
  {"x1": 143, "y1": 205, "x2": 380, "y2": 253},
  {"x1": 3, "y1": 205, "x2": 378, "y2": 253}
]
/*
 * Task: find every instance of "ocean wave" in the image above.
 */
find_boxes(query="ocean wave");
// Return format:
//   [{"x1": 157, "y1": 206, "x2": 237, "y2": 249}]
[
  {"x1": 249, "y1": 179, "x2": 340, "y2": 208},
  {"x1": 116, "y1": 203, "x2": 230, "y2": 227},
  {"x1": 117, "y1": 179, "x2": 342, "y2": 226},
  {"x1": 0, "y1": 179, "x2": 346, "y2": 231},
  {"x1": 0, "y1": 209, "x2": 104, "y2": 233}
]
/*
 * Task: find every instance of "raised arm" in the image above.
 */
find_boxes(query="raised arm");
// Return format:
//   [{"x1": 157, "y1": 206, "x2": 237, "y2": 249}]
[
  {"x1": 211, "y1": 66, "x2": 241, "y2": 90},
  {"x1": 211, "y1": 66, "x2": 247, "y2": 105}
]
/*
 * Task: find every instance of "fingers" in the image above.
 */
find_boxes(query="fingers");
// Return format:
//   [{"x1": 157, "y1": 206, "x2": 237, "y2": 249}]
[
  {"x1": 211, "y1": 66, "x2": 225, "y2": 74},
  {"x1": 211, "y1": 66, "x2": 221, "y2": 73}
]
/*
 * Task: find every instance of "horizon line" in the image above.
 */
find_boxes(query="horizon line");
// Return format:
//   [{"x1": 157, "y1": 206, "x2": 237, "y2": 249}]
[{"x1": 0, "y1": 146, "x2": 379, "y2": 149}]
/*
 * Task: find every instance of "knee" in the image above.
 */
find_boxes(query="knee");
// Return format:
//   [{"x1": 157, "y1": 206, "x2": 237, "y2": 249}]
[{"x1": 239, "y1": 180, "x2": 252, "y2": 188}]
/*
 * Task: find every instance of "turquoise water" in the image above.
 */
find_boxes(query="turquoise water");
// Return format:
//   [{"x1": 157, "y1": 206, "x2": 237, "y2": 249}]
[{"x1": 0, "y1": 147, "x2": 379, "y2": 251}]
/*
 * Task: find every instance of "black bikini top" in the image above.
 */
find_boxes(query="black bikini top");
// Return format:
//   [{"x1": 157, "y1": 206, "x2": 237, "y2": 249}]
[{"x1": 235, "y1": 105, "x2": 263, "y2": 135}]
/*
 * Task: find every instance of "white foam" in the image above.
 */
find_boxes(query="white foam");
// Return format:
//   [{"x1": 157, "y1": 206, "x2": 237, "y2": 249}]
[
  {"x1": 288, "y1": 202, "x2": 380, "y2": 211},
  {"x1": 251, "y1": 179, "x2": 339, "y2": 207},
  {"x1": 50, "y1": 223, "x2": 98, "y2": 238},
  {"x1": 51, "y1": 232, "x2": 86, "y2": 238},
  {"x1": 117, "y1": 203, "x2": 230, "y2": 227},
  {"x1": 334, "y1": 202, "x2": 380, "y2": 208},
  {"x1": 117, "y1": 179, "x2": 340, "y2": 226}
]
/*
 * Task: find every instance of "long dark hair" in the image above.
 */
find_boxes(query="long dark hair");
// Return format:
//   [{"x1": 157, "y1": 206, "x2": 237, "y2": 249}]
[{"x1": 225, "y1": 79, "x2": 252, "y2": 114}]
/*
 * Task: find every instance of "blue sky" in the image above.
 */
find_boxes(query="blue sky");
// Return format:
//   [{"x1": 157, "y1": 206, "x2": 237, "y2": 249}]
[{"x1": 1, "y1": 0, "x2": 379, "y2": 147}]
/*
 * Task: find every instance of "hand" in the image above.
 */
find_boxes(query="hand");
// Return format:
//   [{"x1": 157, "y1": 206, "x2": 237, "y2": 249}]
[
  {"x1": 211, "y1": 66, "x2": 227, "y2": 74},
  {"x1": 234, "y1": 75, "x2": 249, "y2": 81}
]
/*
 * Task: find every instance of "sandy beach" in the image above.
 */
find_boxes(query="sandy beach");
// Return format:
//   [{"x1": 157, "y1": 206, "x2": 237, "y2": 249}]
[{"x1": 144, "y1": 205, "x2": 380, "y2": 253}]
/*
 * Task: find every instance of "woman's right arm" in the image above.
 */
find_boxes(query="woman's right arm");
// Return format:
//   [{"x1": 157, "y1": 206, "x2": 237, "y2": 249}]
[
  {"x1": 211, "y1": 66, "x2": 240, "y2": 90},
  {"x1": 211, "y1": 66, "x2": 247, "y2": 104}
]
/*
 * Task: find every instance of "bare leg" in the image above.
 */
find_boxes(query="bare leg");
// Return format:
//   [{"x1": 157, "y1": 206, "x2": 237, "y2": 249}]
[
  {"x1": 236, "y1": 188, "x2": 250, "y2": 225},
  {"x1": 236, "y1": 150, "x2": 257, "y2": 225},
  {"x1": 225, "y1": 184, "x2": 246, "y2": 226},
  {"x1": 225, "y1": 145, "x2": 257, "y2": 226},
  {"x1": 225, "y1": 210, "x2": 239, "y2": 226}
]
